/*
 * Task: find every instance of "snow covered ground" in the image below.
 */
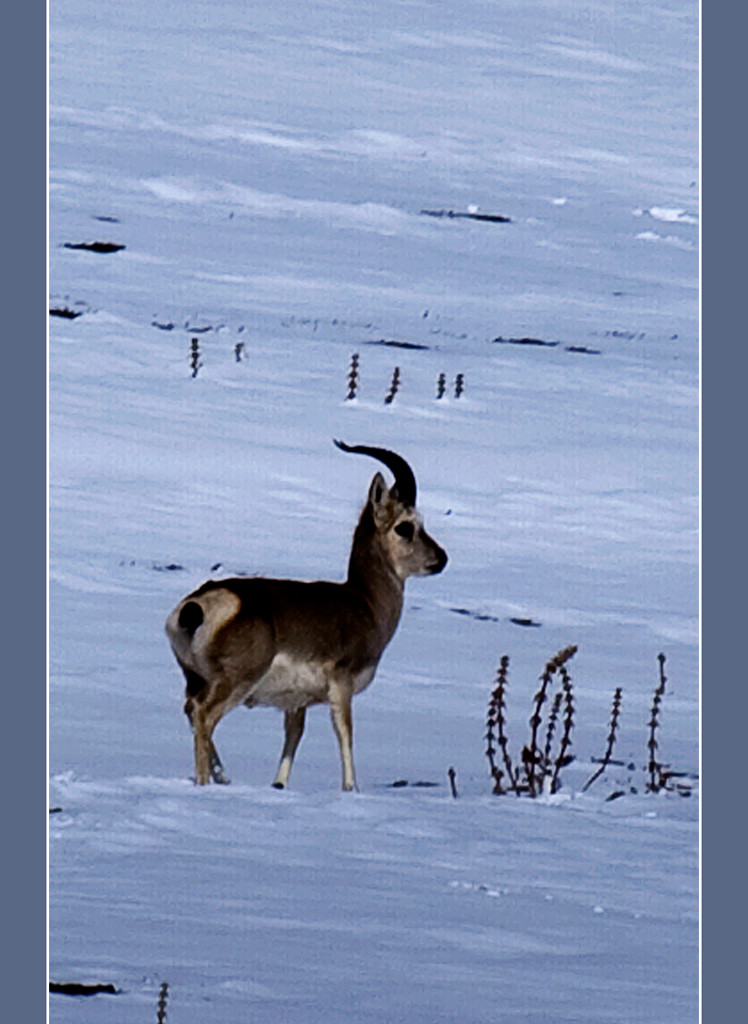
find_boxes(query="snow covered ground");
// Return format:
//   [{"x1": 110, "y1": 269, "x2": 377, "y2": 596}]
[{"x1": 49, "y1": 1, "x2": 699, "y2": 1021}]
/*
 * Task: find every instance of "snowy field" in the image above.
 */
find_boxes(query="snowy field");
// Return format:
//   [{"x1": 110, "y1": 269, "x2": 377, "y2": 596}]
[{"x1": 49, "y1": 1, "x2": 699, "y2": 1021}]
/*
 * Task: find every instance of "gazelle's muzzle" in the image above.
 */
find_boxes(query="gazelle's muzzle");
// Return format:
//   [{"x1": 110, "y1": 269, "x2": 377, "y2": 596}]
[{"x1": 427, "y1": 545, "x2": 448, "y2": 575}]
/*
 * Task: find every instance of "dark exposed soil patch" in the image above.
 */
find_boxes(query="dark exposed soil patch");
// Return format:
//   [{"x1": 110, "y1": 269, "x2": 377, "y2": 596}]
[
  {"x1": 492, "y1": 336, "x2": 559, "y2": 347},
  {"x1": 388, "y1": 780, "x2": 440, "y2": 788},
  {"x1": 50, "y1": 982, "x2": 119, "y2": 997},
  {"x1": 421, "y1": 209, "x2": 511, "y2": 223},
  {"x1": 449, "y1": 608, "x2": 542, "y2": 627},
  {"x1": 49, "y1": 307, "x2": 83, "y2": 319},
  {"x1": 450, "y1": 607, "x2": 500, "y2": 623},
  {"x1": 63, "y1": 241, "x2": 125, "y2": 254},
  {"x1": 366, "y1": 339, "x2": 431, "y2": 350}
]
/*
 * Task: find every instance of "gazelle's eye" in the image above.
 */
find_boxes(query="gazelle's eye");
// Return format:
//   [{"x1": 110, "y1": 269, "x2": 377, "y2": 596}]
[{"x1": 394, "y1": 521, "x2": 415, "y2": 542}]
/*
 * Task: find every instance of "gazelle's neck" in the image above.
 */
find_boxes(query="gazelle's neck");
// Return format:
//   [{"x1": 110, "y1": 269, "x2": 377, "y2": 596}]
[{"x1": 346, "y1": 507, "x2": 404, "y2": 625}]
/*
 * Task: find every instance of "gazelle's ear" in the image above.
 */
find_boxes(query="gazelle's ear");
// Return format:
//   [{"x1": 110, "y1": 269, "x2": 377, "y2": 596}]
[{"x1": 368, "y1": 472, "x2": 391, "y2": 524}]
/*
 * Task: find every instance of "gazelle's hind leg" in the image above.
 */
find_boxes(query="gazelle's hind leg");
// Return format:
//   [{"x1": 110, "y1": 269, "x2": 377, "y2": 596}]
[
  {"x1": 189, "y1": 703, "x2": 215, "y2": 785},
  {"x1": 273, "y1": 708, "x2": 307, "y2": 789},
  {"x1": 209, "y1": 743, "x2": 230, "y2": 784},
  {"x1": 185, "y1": 694, "x2": 231, "y2": 785}
]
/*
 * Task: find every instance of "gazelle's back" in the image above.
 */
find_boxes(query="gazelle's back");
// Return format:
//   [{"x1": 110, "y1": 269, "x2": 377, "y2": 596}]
[{"x1": 183, "y1": 575, "x2": 393, "y2": 669}]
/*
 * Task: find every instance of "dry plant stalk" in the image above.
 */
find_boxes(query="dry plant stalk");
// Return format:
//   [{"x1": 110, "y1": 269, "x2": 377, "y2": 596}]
[
  {"x1": 190, "y1": 337, "x2": 200, "y2": 378},
  {"x1": 384, "y1": 366, "x2": 401, "y2": 404},
  {"x1": 345, "y1": 352, "x2": 360, "y2": 400},
  {"x1": 525, "y1": 645, "x2": 577, "y2": 796},
  {"x1": 156, "y1": 981, "x2": 169, "y2": 1024},
  {"x1": 549, "y1": 665, "x2": 575, "y2": 793},
  {"x1": 543, "y1": 691, "x2": 563, "y2": 779},
  {"x1": 647, "y1": 653, "x2": 668, "y2": 792},
  {"x1": 485, "y1": 656, "x2": 517, "y2": 794},
  {"x1": 581, "y1": 687, "x2": 623, "y2": 793}
]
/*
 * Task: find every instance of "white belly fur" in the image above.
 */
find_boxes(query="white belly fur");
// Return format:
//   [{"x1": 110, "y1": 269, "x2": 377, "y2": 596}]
[{"x1": 248, "y1": 653, "x2": 376, "y2": 711}]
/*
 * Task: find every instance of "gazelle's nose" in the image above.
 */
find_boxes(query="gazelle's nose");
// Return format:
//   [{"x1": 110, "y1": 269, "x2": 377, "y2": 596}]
[{"x1": 429, "y1": 547, "x2": 448, "y2": 574}]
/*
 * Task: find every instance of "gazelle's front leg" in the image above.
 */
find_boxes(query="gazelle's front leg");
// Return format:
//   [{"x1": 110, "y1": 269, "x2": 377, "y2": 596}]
[
  {"x1": 329, "y1": 686, "x2": 357, "y2": 791},
  {"x1": 273, "y1": 708, "x2": 307, "y2": 789}
]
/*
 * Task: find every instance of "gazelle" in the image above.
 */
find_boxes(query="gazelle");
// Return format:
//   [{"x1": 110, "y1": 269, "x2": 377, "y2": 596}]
[{"x1": 165, "y1": 441, "x2": 447, "y2": 791}]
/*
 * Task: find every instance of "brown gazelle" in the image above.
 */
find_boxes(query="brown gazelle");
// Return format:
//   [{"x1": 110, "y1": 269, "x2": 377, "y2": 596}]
[{"x1": 165, "y1": 441, "x2": 447, "y2": 791}]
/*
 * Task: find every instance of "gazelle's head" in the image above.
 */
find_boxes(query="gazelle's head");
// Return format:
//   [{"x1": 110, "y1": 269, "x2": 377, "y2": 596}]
[{"x1": 335, "y1": 440, "x2": 448, "y2": 581}]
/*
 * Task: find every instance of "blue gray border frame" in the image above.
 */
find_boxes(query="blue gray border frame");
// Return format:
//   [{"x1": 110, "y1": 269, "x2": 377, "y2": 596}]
[
  {"x1": 701, "y1": 3, "x2": 743, "y2": 1018},
  {"x1": 4, "y1": 1, "x2": 47, "y2": 1018}
]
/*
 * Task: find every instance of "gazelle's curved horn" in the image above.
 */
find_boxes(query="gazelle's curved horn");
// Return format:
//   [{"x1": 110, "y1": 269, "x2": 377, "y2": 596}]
[{"x1": 334, "y1": 440, "x2": 417, "y2": 507}]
